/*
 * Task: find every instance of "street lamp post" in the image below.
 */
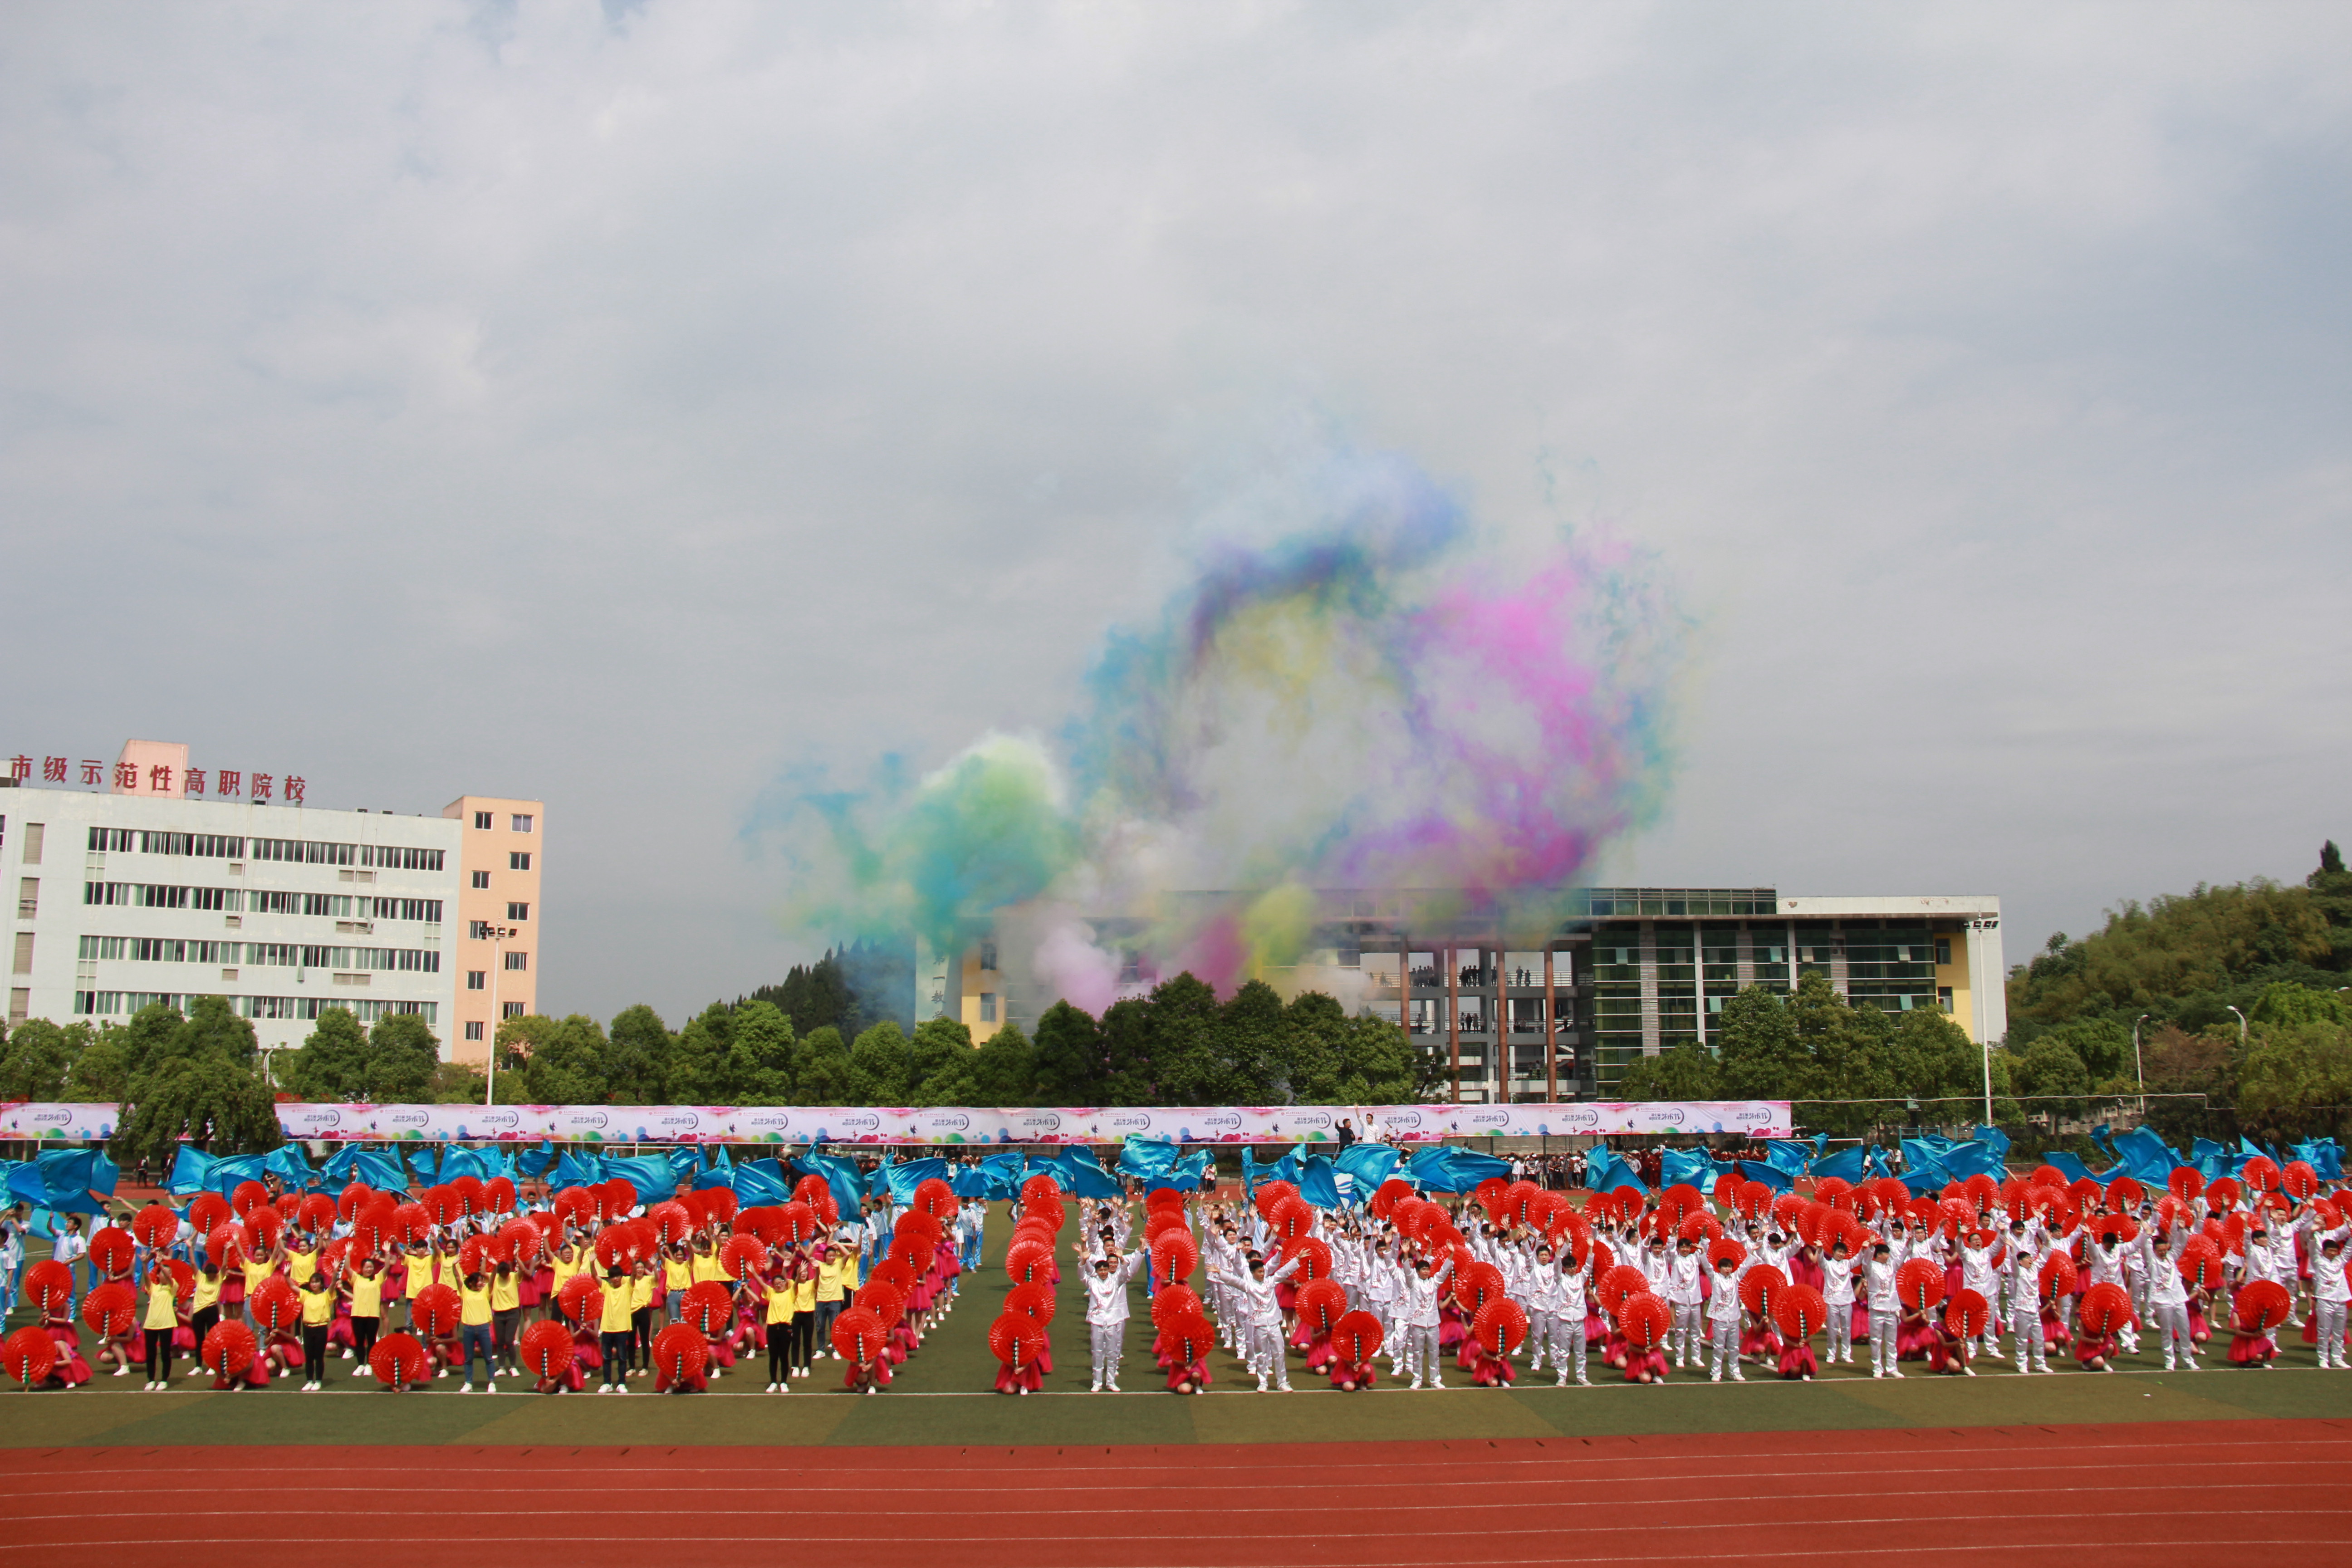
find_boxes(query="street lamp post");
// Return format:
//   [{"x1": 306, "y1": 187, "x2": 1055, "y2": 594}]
[
  {"x1": 2133, "y1": 1013, "x2": 2150, "y2": 1117},
  {"x1": 2225, "y1": 1004, "x2": 2248, "y2": 1048},
  {"x1": 481, "y1": 923, "x2": 517, "y2": 1107}
]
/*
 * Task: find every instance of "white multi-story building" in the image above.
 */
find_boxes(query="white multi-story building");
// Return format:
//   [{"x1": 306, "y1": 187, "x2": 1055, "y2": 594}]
[{"x1": 3, "y1": 740, "x2": 542, "y2": 1064}]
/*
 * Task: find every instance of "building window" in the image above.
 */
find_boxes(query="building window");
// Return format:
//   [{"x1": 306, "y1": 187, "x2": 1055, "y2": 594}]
[
  {"x1": 509, "y1": 852, "x2": 531, "y2": 871},
  {"x1": 473, "y1": 811, "x2": 493, "y2": 829},
  {"x1": 979, "y1": 991, "x2": 998, "y2": 1023},
  {"x1": 505, "y1": 951, "x2": 528, "y2": 971},
  {"x1": 16, "y1": 877, "x2": 35, "y2": 918},
  {"x1": 1938, "y1": 986, "x2": 1955, "y2": 1013},
  {"x1": 21, "y1": 823, "x2": 42, "y2": 865},
  {"x1": 502, "y1": 1001, "x2": 524, "y2": 1019},
  {"x1": 979, "y1": 941, "x2": 998, "y2": 972},
  {"x1": 467, "y1": 970, "x2": 486, "y2": 991},
  {"x1": 465, "y1": 1020, "x2": 484, "y2": 1041},
  {"x1": 1935, "y1": 938, "x2": 1953, "y2": 965},
  {"x1": 506, "y1": 902, "x2": 529, "y2": 921},
  {"x1": 11, "y1": 932, "x2": 32, "y2": 975},
  {"x1": 471, "y1": 871, "x2": 491, "y2": 889},
  {"x1": 510, "y1": 814, "x2": 533, "y2": 833}
]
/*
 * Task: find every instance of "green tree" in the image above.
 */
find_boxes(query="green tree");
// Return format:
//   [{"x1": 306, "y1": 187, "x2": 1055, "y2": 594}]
[
  {"x1": 367, "y1": 1013, "x2": 443, "y2": 1103},
  {"x1": 847, "y1": 1021, "x2": 911, "y2": 1104},
  {"x1": 1713, "y1": 983, "x2": 1812, "y2": 1101},
  {"x1": 2005, "y1": 1036, "x2": 2090, "y2": 1129},
  {"x1": 2035, "y1": 1018, "x2": 2130, "y2": 1083},
  {"x1": 1219, "y1": 980, "x2": 1289, "y2": 1101},
  {"x1": 1033, "y1": 1000, "x2": 1105, "y2": 1103},
  {"x1": 969, "y1": 1017, "x2": 1036, "y2": 1103},
  {"x1": 2236, "y1": 1019, "x2": 2352, "y2": 1139},
  {"x1": 1142, "y1": 974, "x2": 1229, "y2": 1105},
  {"x1": 1617, "y1": 1040, "x2": 1720, "y2": 1100},
  {"x1": 911, "y1": 1017, "x2": 981, "y2": 1106},
  {"x1": 0, "y1": 1019, "x2": 87, "y2": 1099},
  {"x1": 1335, "y1": 1009, "x2": 1420, "y2": 1103},
  {"x1": 1276, "y1": 991, "x2": 1348, "y2": 1103},
  {"x1": 280, "y1": 1007, "x2": 370, "y2": 1100},
  {"x1": 64, "y1": 1023, "x2": 133, "y2": 1100},
  {"x1": 720, "y1": 1000, "x2": 797, "y2": 1103},
  {"x1": 794, "y1": 1026, "x2": 852, "y2": 1105},
  {"x1": 112, "y1": 997, "x2": 280, "y2": 1172},
  {"x1": 604, "y1": 1005, "x2": 675, "y2": 1103},
  {"x1": 516, "y1": 1015, "x2": 612, "y2": 1104}
]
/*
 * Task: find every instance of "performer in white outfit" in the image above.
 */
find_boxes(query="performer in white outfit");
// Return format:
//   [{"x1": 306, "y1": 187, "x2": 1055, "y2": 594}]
[{"x1": 1079, "y1": 1243, "x2": 1146, "y2": 1392}]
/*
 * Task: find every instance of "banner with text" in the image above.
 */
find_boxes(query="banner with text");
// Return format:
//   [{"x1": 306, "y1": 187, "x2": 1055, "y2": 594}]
[{"x1": 1, "y1": 1100, "x2": 1791, "y2": 1145}]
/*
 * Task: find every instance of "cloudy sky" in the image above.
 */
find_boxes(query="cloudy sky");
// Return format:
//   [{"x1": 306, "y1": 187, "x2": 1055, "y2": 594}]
[{"x1": 5, "y1": 2, "x2": 2347, "y2": 1030}]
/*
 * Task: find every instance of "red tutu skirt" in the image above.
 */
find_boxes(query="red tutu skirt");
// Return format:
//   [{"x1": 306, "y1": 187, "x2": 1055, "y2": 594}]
[
  {"x1": 2074, "y1": 1334, "x2": 2116, "y2": 1367},
  {"x1": 572, "y1": 1329, "x2": 603, "y2": 1370},
  {"x1": 1332, "y1": 1359, "x2": 1377, "y2": 1391},
  {"x1": 1470, "y1": 1349, "x2": 1515, "y2": 1387},
  {"x1": 1625, "y1": 1347, "x2": 1670, "y2": 1382},
  {"x1": 2042, "y1": 1307, "x2": 2073, "y2": 1352},
  {"x1": 995, "y1": 1361, "x2": 1044, "y2": 1393},
  {"x1": 844, "y1": 1358, "x2": 892, "y2": 1391},
  {"x1": 1778, "y1": 1343, "x2": 1817, "y2": 1379},
  {"x1": 2227, "y1": 1333, "x2": 2276, "y2": 1365},
  {"x1": 1165, "y1": 1357, "x2": 1210, "y2": 1392}
]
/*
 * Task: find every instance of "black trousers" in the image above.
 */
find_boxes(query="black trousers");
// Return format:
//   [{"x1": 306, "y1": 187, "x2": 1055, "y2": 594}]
[
  {"x1": 303, "y1": 1325, "x2": 329, "y2": 1381},
  {"x1": 493, "y1": 1308, "x2": 521, "y2": 1367},
  {"x1": 144, "y1": 1327, "x2": 174, "y2": 1382},
  {"x1": 191, "y1": 1306, "x2": 218, "y2": 1352},
  {"x1": 601, "y1": 1330, "x2": 635, "y2": 1380},
  {"x1": 768, "y1": 1323, "x2": 793, "y2": 1382},
  {"x1": 352, "y1": 1315, "x2": 379, "y2": 1366},
  {"x1": 796, "y1": 1313, "x2": 817, "y2": 1369},
  {"x1": 631, "y1": 1307, "x2": 652, "y2": 1362}
]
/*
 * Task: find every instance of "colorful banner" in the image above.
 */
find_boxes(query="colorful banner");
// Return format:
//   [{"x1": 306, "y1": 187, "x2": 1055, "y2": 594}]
[{"x1": 1, "y1": 1099, "x2": 1791, "y2": 1144}]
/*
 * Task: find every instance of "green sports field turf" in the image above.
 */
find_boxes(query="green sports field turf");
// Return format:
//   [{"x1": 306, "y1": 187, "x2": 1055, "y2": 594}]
[{"x1": 12, "y1": 1198, "x2": 2349, "y2": 1447}]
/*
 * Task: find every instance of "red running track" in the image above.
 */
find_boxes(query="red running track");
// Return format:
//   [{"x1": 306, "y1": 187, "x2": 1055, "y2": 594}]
[{"x1": 4, "y1": 1420, "x2": 2347, "y2": 1567}]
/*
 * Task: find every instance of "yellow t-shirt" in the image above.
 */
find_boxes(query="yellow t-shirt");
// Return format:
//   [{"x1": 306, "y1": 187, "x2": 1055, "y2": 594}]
[
  {"x1": 691, "y1": 1254, "x2": 725, "y2": 1286},
  {"x1": 301, "y1": 1287, "x2": 334, "y2": 1327},
  {"x1": 816, "y1": 1259, "x2": 846, "y2": 1302},
  {"x1": 241, "y1": 1259, "x2": 275, "y2": 1296},
  {"x1": 599, "y1": 1282, "x2": 634, "y2": 1333},
  {"x1": 663, "y1": 1258, "x2": 691, "y2": 1292},
  {"x1": 193, "y1": 1273, "x2": 222, "y2": 1311},
  {"x1": 405, "y1": 1252, "x2": 437, "y2": 1297},
  {"x1": 490, "y1": 1275, "x2": 520, "y2": 1313},
  {"x1": 144, "y1": 1281, "x2": 178, "y2": 1332},
  {"x1": 629, "y1": 1273, "x2": 653, "y2": 1312},
  {"x1": 794, "y1": 1277, "x2": 817, "y2": 1312},
  {"x1": 843, "y1": 1254, "x2": 862, "y2": 1291},
  {"x1": 350, "y1": 1275, "x2": 383, "y2": 1317},
  {"x1": 764, "y1": 1280, "x2": 796, "y2": 1325},
  {"x1": 287, "y1": 1247, "x2": 318, "y2": 1285},
  {"x1": 460, "y1": 1283, "x2": 493, "y2": 1327}
]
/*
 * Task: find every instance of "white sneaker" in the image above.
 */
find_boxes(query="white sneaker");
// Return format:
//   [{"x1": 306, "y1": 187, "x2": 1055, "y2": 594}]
[
  {"x1": 114, "y1": 1365, "x2": 131, "y2": 1377},
  {"x1": 1576, "y1": 1373, "x2": 1589, "y2": 1386},
  {"x1": 1277, "y1": 1380, "x2": 1293, "y2": 1392},
  {"x1": 1090, "y1": 1381, "x2": 1102, "y2": 1392},
  {"x1": 1730, "y1": 1370, "x2": 1744, "y2": 1382},
  {"x1": 614, "y1": 1384, "x2": 628, "y2": 1394},
  {"x1": 1107, "y1": 1382, "x2": 1119, "y2": 1393},
  {"x1": 342, "y1": 1348, "x2": 353, "y2": 1358},
  {"x1": 1710, "y1": 1371, "x2": 1722, "y2": 1382},
  {"x1": 485, "y1": 1382, "x2": 496, "y2": 1394},
  {"x1": 1872, "y1": 1369, "x2": 1884, "y2": 1379},
  {"x1": 1408, "y1": 1377, "x2": 1423, "y2": 1390},
  {"x1": 460, "y1": 1384, "x2": 474, "y2": 1394},
  {"x1": 1431, "y1": 1377, "x2": 1445, "y2": 1389}
]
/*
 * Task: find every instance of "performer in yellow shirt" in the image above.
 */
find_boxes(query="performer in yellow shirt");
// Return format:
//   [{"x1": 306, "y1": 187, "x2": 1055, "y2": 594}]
[
  {"x1": 761, "y1": 1265, "x2": 797, "y2": 1393},
  {"x1": 629, "y1": 1261, "x2": 655, "y2": 1376},
  {"x1": 401, "y1": 1240, "x2": 436, "y2": 1332},
  {"x1": 815, "y1": 1244, "x2": 847, "y2": 1357},
  {"x1": 456, "y1": 1271, "x2": 497, "y2": 1393},
  {"x1": 297, "y1": 1272, "x2": 336, "y2": 1392},
  {"x1": 490, "y1": 1262, "x2": 523, "y2": 1377},
  {"x1": 792, "y1": 1254, "x2": 818, "y2": 1378},
  {"x1": 348, "y1": 1255, "x2": 384, "y2": 1368},
  {"x1": 598, "y1": 1269, "x2": 637, "y2": 1393},
  {"x1": 141, "y1": 1267, "x2": 177, "y2": 1389}
]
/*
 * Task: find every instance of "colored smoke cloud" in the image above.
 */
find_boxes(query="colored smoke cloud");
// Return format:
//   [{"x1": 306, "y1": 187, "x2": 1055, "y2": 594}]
[{"x1": 765, "y1": 441, "x2": 1688, "y2": 1006}]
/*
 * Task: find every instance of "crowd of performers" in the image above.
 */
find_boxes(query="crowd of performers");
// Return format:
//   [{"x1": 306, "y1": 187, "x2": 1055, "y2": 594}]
[
  {"x1": 1027, "y1": 1155, "x2": 2352, "y2": 1395},
  {"x1": 0, "y1": 1171, "x2": 982, "y2": 1396},
  {"x1": 4, "y1": 1152, "x2": 2347, "y2": 1399}
]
